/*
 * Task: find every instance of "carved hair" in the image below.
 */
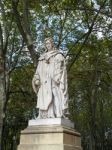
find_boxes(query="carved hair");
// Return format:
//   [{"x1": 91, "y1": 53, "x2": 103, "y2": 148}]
[
  {"x1": 44, "y1": 37, "x2": 55, "y2": 52},
  {"x1": 44, "y1": 37, "x2": 54, "y2": 44}
]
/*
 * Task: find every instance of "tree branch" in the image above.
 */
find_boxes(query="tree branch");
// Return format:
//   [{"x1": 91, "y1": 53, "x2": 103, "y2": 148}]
[
  {"x1": 11, "y1": 0, "x2": 38, "y2": 67},
  {"x1": 64, "y1": 4, "x2": 112, "y2": 18},
  {"x1": 7, "y1": 42, "x2": 24, "y2": 75},
  {"x1": 68, "y1": 0, "x2": 107, "y2": 71},
  {"x1": 0, "y1": 23, "x2": 3, "y2": 56},
  {"x1": 0, "y1": 0, "x2": 8, "y2": 51},
  {"x1": 57, "y1": 10, "x2": 68, "y2": 48}
]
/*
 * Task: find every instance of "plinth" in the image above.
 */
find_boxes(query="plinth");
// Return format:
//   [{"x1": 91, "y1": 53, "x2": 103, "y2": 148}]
[{"x1": 18, "y1": 118, "x2": 82, "y2": 150}]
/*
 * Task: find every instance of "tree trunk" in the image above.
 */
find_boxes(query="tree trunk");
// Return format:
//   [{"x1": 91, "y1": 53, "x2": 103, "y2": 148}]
[
  {"x1": 0, "y1": 56, "x2": 5, "y2": 150},
  {"x1": 110, "y1": 0, "x2": 112, "y2": 15},
  {"x1": 89, "y1": 88, "x2": 96, "y2": 150}
]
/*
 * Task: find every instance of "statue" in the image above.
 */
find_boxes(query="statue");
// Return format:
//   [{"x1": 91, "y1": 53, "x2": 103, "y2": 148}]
[{"x1": 32, "y1": 37, "x2": 69, "y2": 118}]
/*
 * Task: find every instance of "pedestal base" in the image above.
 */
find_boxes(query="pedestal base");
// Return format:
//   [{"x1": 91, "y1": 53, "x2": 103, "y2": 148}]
[{"x1": 18, "y1": 118, "x2": 82, "y2": 150}]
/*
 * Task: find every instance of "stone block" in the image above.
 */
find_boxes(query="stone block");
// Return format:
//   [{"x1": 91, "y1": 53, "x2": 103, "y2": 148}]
[{"x1": 17, "y1": 119, "x2": 82, "y2": 150}]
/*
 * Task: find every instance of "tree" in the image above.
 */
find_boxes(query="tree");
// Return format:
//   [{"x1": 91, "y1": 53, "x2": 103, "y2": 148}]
[
  {"x1": 68, "y1": 37, "x2": 112, "y2": 150},
  {"x1": 0, "y1": 0, "x2": 112, "y2": 149},
  {"x1": 2, "y1": 64, "x2": 36, "y2": 150}
]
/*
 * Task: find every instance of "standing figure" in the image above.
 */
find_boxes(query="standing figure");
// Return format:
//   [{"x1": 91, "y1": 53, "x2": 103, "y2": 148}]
[{"x1": 32, "y1": 37, "x2": 68, "y2": 118}]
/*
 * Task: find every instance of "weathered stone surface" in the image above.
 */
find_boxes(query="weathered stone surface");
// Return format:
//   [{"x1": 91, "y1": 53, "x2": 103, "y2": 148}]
[
  {"x1": 18, "y1": 119, "x2": 82, "y2": 150},
  {"x1": 18, "y1": 144, "x2": 82, "y2": 150},
  {"x1": 29, "y1": 118, "x2": 74, "y2": 128},
  {"x1": 32, "y1": 38, "x2": 69, "y2": 118}
]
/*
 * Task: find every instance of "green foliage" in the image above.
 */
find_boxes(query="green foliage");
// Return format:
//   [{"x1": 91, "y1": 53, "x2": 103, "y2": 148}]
[
  {"x1": 2, "y1": 64, "x2": 37, "y2": 150},
  {"x1": 1, "y1": 0, "x2": 112, "y2": 149},
  {"x1": 7, "y1": 63, "x2": 37, "y2": 122},
  {"x1": 68, "y1": 36, "x2": 112, "y2": 149}
]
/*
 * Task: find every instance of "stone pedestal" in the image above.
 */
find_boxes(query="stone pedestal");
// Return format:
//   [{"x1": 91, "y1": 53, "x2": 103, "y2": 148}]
[{"x1": 18, "y1": 118, "x2": 82, "y2": 150}]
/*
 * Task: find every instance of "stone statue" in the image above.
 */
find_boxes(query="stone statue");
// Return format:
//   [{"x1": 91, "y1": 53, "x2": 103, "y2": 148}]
[{"x1": 32, "y1": 37, "x2": 69, "y2": 118}]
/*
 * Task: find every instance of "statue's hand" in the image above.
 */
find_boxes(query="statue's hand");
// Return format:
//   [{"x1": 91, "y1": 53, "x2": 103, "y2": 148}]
[
  {"x1": 35, "y1": 79, "x2": 40, "y2": 86},
  {"x1": 32, "y1": 76, "x2": 40, "y2": 94}
]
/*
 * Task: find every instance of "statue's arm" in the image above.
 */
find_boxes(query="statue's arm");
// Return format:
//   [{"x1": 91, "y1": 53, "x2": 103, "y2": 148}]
[
  {"x1": 32, "y1": 66, "x2": 40, "y2": 94},
  {"x1": 54, "y1": 54, "x2": 65, "y2": 85}
]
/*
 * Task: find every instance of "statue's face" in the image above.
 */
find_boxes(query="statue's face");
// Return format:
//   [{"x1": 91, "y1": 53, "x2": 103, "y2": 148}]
[{"x1": 45, "y1": 40, "x2": 53, "y2": 51}]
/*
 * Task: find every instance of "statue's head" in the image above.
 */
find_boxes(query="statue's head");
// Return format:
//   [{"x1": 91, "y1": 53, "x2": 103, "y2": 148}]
[{"x1": 44, "y1": 37, "x2": 54, "y2": 52}]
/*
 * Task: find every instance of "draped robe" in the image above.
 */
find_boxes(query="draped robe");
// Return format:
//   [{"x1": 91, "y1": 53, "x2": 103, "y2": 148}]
[{"x1": 32, "y1": 50, "x2": 68, "y2": 118}]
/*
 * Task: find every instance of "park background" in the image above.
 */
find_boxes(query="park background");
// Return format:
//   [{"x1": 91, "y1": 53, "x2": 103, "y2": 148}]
[{"x1": 0, "y1": 0, "x2": 112, "y2": 150}]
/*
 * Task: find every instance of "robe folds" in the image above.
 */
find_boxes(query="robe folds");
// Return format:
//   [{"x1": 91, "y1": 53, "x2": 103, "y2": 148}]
[{"x1": 32, "y1": 50, "x2": 68, "y2": 118}]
